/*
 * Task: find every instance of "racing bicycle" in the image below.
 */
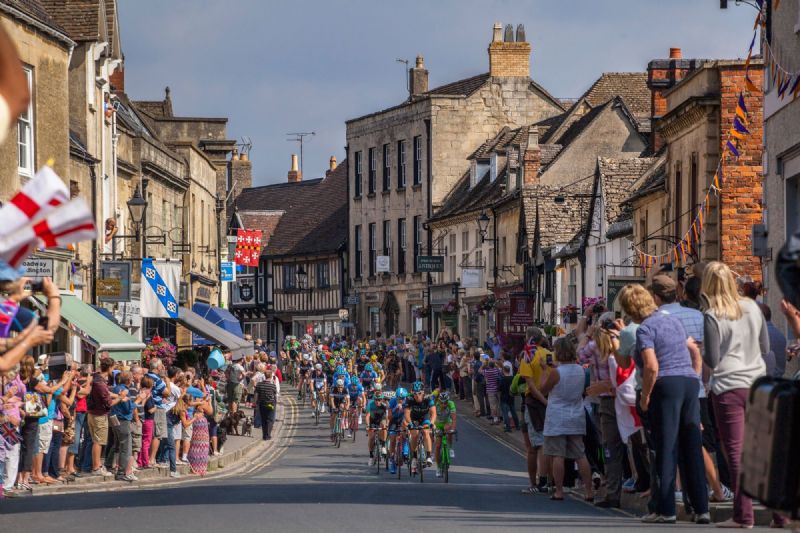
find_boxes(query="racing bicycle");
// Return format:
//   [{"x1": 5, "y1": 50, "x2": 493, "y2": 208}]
[
  {"x1": 332, "y1": 409, "x2": 345, "y2": 448},
  {"x1": 436, "y1": 429, "x2": 457, "y2": 483}
]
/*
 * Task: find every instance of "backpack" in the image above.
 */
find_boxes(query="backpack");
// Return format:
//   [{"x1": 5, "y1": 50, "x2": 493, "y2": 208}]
[{"x1": 510, "y1": 373, "x2": 527, "y2": 396}]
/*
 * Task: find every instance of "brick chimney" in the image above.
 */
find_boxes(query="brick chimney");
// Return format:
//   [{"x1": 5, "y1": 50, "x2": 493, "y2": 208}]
[
  {"x1": 647, "y1": 47, "x2": 697, "y2": 152},
  {"x1": 109, "y1": 65, "x2": 124, "y2": 92},
  {"x1": 228, "y1": 150, "x2": 252, "y2": 206},
  {"x1": 326, "y1": 155, "x2": 338, "y2": 177},
  {"x1": 287, "y1": 153, "x2": 302, "y2": 183},
  {"x1": 409, "y1": 55, "x2": 429, "y2": 97},
  {"x1": 522, "y1": 125, "x2": 540, "y2": 187},
  {"x1": 488, "y1": 22, "x2": 531, "y2": 78}
]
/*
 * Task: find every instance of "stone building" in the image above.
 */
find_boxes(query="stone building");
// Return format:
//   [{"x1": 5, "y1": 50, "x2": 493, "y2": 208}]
[
  {"x1": 0, "y1": 0, "x2": 74, "y2": 286},
  {"x1": 41, "y1": 0, "x2": 123, "y2": 301},
  {"x1": 231, "y1": 156, "x2": 348, "y2": 347},
  {"x1": 346, "y1": 22, "x2": 565, "y2": 336},
  {"x1": 761, "y1": 0, "x2": 800, "y2": 344}
]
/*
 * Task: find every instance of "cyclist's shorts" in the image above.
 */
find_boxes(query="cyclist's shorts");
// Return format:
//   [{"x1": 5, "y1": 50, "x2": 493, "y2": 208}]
[
  {"x1": 408, "y1": 419, "x2": 431, "y2": 429},
  {"x1": 368, "y1": 421, "x2": 384, "y2": 430},
  {"x1": 387, "y1": 420, "x2": 402, "y2": 434}
]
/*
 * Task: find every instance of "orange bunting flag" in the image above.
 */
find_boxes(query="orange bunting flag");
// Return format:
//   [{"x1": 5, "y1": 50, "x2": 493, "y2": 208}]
[
  {"x1": 686, "y1": 234, "x2": 692, "y2": 254},
  {"x1": 693, "y1": 222, "x2": 700, "y2": 244},
  {"x1": 746, "y1": 75, "x2": 761, "y2": 93},
  {"x1": 713, "y1": 172, "x2": 721, "y2": 190}
]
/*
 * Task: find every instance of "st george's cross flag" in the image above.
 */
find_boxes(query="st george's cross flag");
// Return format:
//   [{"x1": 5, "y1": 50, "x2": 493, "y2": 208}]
[
  {"x1": 0, "y1": 166, "x2": 96, "y2": 267},
  {"x1": 140, "y1": 259, "x2": 181, "y2": 319}
]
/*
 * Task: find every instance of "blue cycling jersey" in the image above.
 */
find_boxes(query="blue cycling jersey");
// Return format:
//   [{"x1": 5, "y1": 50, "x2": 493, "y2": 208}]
[
  {"x1": 359, "y1": 370, "x2": 378, "y2": 389},
  {"x1": 388, "y1": 397, "x2": 405, "y2": 421},
  {"x1": 347, "y1": 382, "x2": 363, "y2": 399}
]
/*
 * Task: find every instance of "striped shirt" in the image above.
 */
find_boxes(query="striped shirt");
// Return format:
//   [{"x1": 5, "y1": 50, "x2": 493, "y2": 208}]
[
  {"x1": 483, "y1": 366, "x2": 501, "y2": 394},
  {"x1": 255, "y1": 380, "x2": 277, "y2": 406}
]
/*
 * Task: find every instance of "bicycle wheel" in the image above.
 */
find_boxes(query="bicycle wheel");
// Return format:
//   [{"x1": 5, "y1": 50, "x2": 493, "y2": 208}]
[
  {"x1": 396, "y1": 442, "x2": 402, "y2": 480},
  {"x1": 314, "y1": 404, "x2": 320, "y2": 426},
  {"x1": 374, "y1": 439, "x2": 381, "y2": 474},
  {"x1": 442, "y1": 439, "x2": 450, "y2": 483},
  {"x1": 418, "y1": 443, "x2": 425, "y2": 483}
]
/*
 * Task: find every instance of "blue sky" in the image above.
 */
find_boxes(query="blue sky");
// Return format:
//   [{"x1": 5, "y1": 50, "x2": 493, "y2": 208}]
[{"x1": 118, "y1": 0, "x2": 756, "y2": 186}]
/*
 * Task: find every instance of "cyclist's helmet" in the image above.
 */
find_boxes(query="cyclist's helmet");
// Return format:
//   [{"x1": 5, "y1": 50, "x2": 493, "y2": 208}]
[
  {"x1": 314, "y1": 363, "x2": 322, "y2": 371},
  {"x1": 370, "y1": 354, "x2": 378, "y2": 362},
  {"x1": 364, "y1": 363, "x2": 373, "y2": 372},
  {"x1": 350, "y1": 372, "x2": 360, "y2": 382},
  {"x1": 374, "y1": 391, "x2": 384, "y2": 400},
  {"x1": 335, "y1": 364, "x2": 346, "y2": 375},
  {"x1": 438, "y1": 391, "x2": 450, "y2": 402},
  {"x1": 412, "y1": 381, "x2": 424, "y2": 393},
  {"x1": 373, "y1": 381, "x2": 383, "y2": 391},
  {"x1": 328, "y1": 358, "x2": 335, "y2": 366},
  {"x1": 335, "y1": 379, "x2": 344, "y2": 387},
  {"x1": 302, "y1": 353, "x2": 311, "y2": 361},
  {"x1": 396, "y1": 387, "x2": 408, "y2": 399}
]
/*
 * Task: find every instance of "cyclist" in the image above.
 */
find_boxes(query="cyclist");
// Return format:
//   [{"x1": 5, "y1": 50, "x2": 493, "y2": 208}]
[
  {"x1": 346, "y1": 373, "x2": 365, "y2": 437},
  {"x1": 310, "y1": 363, "x2": 328, "y2": 416},
  {"x1": 328, "y1": 378, "x2": 350, "y2": 440},
  {"x1": 356, "y1": 351, "x2": 369, "y2": 373},
  {"x1": 360, "y1": 363, "x2": 378, "y2": 396},
  {"x1": 365, "y1": 390, "x2": 390, "y2": 466},
  {"x1": 404, "y1": 381, "x2": 436, "y2": 474},
  {"x1": 297, "y1": 353, "x2": 313, "y2": 399},
  {"x1": 333, "y1": 362, "x2": 351, "y2": 389},
  {"x1": 387, "y1": 387, "x2": 408, "y2": 474},
  {"x1": 370, "y1": 354, "x2": 385, "y2": 382},
  {"x1": 433, "y1": 390, "x2": 457, "y2": 478}
]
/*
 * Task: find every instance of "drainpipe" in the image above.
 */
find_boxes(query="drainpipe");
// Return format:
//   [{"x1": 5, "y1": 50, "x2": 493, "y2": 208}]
[
  {"x1": 90, "y1": 163, "x2": 98, "y2": 305},
  {"x1": 425, "y1": 118, "x2": 433, "y2": 337}
]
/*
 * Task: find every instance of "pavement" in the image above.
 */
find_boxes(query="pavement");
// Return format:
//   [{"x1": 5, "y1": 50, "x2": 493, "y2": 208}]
[
  {"x1": 2, "y1": 384, "x2": 771, "y2": 532},
  {"x1": 451, "y1": 393, "x2": 778, "y2": 528}
]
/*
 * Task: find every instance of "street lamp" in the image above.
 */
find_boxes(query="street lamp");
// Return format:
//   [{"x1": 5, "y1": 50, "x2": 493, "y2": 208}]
[
  {"x1": 296, "y1": 265, "x2": 307, "y2": 290},
  {"x1": 127, "y1": 186, "x2": 147, "y2": 239},
  {"x1": 477, "y1": 211, "x2": 496, "y2": 244}
]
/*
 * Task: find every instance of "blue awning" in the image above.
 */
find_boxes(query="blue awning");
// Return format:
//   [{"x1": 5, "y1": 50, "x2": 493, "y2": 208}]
[{"x1": 191, "y1": 303, "x2": 244, "y2": 345}]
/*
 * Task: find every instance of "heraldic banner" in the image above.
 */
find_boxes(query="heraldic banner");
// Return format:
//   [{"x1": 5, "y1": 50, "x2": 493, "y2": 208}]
[{"x1": 140, "y1": 258, "x2": 181, "y2": 318}]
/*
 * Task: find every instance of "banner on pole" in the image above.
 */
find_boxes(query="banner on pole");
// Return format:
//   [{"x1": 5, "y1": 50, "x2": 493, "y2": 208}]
[{"x1": 140, "y1": 259, "x2": 180, "y2": 318}]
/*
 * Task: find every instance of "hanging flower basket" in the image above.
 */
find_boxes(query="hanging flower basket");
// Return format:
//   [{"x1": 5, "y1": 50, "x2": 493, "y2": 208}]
[
  {"x1": 559, "y1": 304, "x2": 579, "y2": 323},
  {"x1": 413, "y1": 306, "x2": 430, "y2": 319},
  {"x1": 581, "y1": 296, "x2": 605, "y2": 312},
  {"x1": 142, "y1": 335, "x2": 177, "y2": 368},
  {"x1": 477, "y1": 294, "x2": 496, "y2": 312},
  {"x1": 442, "y1": 299, "x2": 459, "y2": 314}
]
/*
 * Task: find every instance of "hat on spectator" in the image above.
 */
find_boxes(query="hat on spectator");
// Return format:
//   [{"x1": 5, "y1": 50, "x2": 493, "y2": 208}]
[
  {"x1": 0, "y1": 259, "x2": 24, "y2": 281},
  {"x1": 502, "y1": 361, "x2": 513, "y2": 371},
  {"x1": 649, "y1": 274, "x2": 677, "y2": 299}
]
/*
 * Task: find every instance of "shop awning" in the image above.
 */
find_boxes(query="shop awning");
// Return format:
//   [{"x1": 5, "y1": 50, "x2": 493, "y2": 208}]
[
  {"x1": 33, "y1": 294, "x2": 145, "y2": 362},
  {"x1": 191, "y1": 302, "x2": 244, "y2": 345},
  {"x1": 176, "y1": 307, "x2": 253, "y2": 359}
]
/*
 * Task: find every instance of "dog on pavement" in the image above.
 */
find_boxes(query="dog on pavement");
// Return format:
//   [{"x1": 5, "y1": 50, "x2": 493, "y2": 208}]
[
  {"x1": 219, "y1": 410, "x2": 245, "y2": 436},
  {"x1": 241, "y1": 415, "x2": 253, "y2": 438}
]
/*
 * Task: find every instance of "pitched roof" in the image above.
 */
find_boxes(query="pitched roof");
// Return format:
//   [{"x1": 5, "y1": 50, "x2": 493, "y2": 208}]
[
  {"x1": 234, "y1": 161, "x2": 348, "y2": 257},
  {"x1": 581, "y1": 72, "x2": 651, "y2": 117},
  {"x1": 2, "y1": 0, "x2": 69, "y2": 36},
  {"x1": 39, "y1": 0, "x2": 118, "y2": 51},
  {"x1": 429, "y1": 167, "x2": 507, "y2": 222},
  {"x1": 522, "y1": 182, "x2": 592, "y2": 251},
  {"x1": 625, "y1": 156, "x2": 667, "y2": 204},
  {"x1": 426, "y1": 72, "x2": 490, "y2": 97},
  {"x1": 598, "y1": 156, "x2": 657, "y2": 225}
]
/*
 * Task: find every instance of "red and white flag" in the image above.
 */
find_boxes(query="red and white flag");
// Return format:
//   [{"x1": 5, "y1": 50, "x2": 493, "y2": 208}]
[
  {"x1": 0, "y1": 166, "x2": 69, "y2": 235},
  {"x1": 0, "y1": 198, "x2": 97, "y2": 266}
]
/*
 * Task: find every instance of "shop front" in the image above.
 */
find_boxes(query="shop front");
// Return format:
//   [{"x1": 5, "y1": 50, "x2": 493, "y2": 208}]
[
  {"x1": 429, "y1": 282, "x2": 459, "y2": 338},
  {"x1": 493, "y1": 283, "x2": 532, "y2": 352},
  {"x1": 291, "y1": 314, "x2": 344, "y2": 338},
  {"x1": 175, "y1": 306, "x2": 253, "y2": 359},
  {"x1": 33, "y1": 294, "x2": 146, "y2": 365}
]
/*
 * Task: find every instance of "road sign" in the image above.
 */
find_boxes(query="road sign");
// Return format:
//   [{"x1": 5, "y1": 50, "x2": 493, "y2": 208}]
[
  {"x1": 220, "y1": 261, "x2": 236, "y2": 282},
  {"x1": 20, "y1": 258, "x2": 54, "y2": 280},
  {"x1": 344, "y1": 295, "x2": 360, "y2": 305},
  {"x1": 416, "y1": 255, "x2": 444, "y2": 272},
  {"x1": 461, "y1": 268, "x2": 482, "y2": 288}
]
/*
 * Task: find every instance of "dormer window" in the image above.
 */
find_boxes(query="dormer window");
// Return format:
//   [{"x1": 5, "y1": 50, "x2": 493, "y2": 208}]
[{"x1": 490, "y1": 153, "x2": 498, "y2": 182}]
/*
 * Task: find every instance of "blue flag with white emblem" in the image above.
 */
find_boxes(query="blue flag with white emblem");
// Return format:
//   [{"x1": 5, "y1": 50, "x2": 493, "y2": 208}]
[{"x1": 140, "y1": 258, "x2": 180, "y2": 318}]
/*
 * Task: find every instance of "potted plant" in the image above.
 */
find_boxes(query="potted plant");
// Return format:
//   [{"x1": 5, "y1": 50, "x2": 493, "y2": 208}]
[{"x1": 442, "y1": 299, "x2": 459, "y2": 314}]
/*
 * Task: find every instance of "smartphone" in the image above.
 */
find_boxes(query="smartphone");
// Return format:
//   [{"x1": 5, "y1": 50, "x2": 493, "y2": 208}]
[
  {"x1": 28, "y1": 281, "x2": 44, "y2": 292},
  {"x1": 546, "y1": 353, "x2": 553, "y2": 366},
  {"x1": 38, "y1": 315, "x2": 49, "y2": 328}
]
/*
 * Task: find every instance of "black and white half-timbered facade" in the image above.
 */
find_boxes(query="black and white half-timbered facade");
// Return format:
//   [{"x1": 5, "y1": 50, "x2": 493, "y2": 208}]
[{"x1": 230, "y1": 158, "x2": 348, "y2": 348}]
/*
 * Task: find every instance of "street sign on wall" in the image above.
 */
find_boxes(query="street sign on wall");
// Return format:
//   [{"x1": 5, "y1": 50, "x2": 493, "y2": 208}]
[
  {"x1": 376, "y1": 255, "x2": 390, "y2": 273},
  {"x1": 98, "y1": 261, "x2": 131, "y2": 302},
  {"x1": 344, "y1": 295, "x2": 360, "y2": 305},
  {"x1": 20, "y1": 258, "x2": 54, "y2": 280},
  {"x1": 416, "y1": 255, "x2": 444, "y2": 272},
  {"x1": 220, "y1": 261, "x2": 236, "y2": 282},
  {"x1": 461, "y1": 268, "x2": 482, "y2": 288},
  {"x1": 509, "y1": 293, "x2": 534, "y2": 326}
]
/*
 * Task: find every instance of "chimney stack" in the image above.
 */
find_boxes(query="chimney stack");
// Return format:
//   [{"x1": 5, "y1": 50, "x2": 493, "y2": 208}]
[
  {"x1": 647, "y1": 47, "x2": 696, "y2": 152},
  {"x1": 329, "y1": 155, "x2": 337, "y2": 171},
  {"x1": 287, "y1": 153, "x2": 302, "y2": 182},
  {"x1": 110, "y1": 65, "x2": 124, "y2": 92},
  {"x1": 522, "y1": 125, "x2": 541, "y2": 187},
  {"x1": 409, "y1": 55, "x2": 429, "y2": 97},
  {"x1": 488, "y1": 22, "x2": 531, "y2": 78}
]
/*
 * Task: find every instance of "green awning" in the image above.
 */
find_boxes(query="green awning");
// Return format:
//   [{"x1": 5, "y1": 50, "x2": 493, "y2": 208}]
[{"x1": 33, "y1": 294, "x2": 145, "y2": 362}]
